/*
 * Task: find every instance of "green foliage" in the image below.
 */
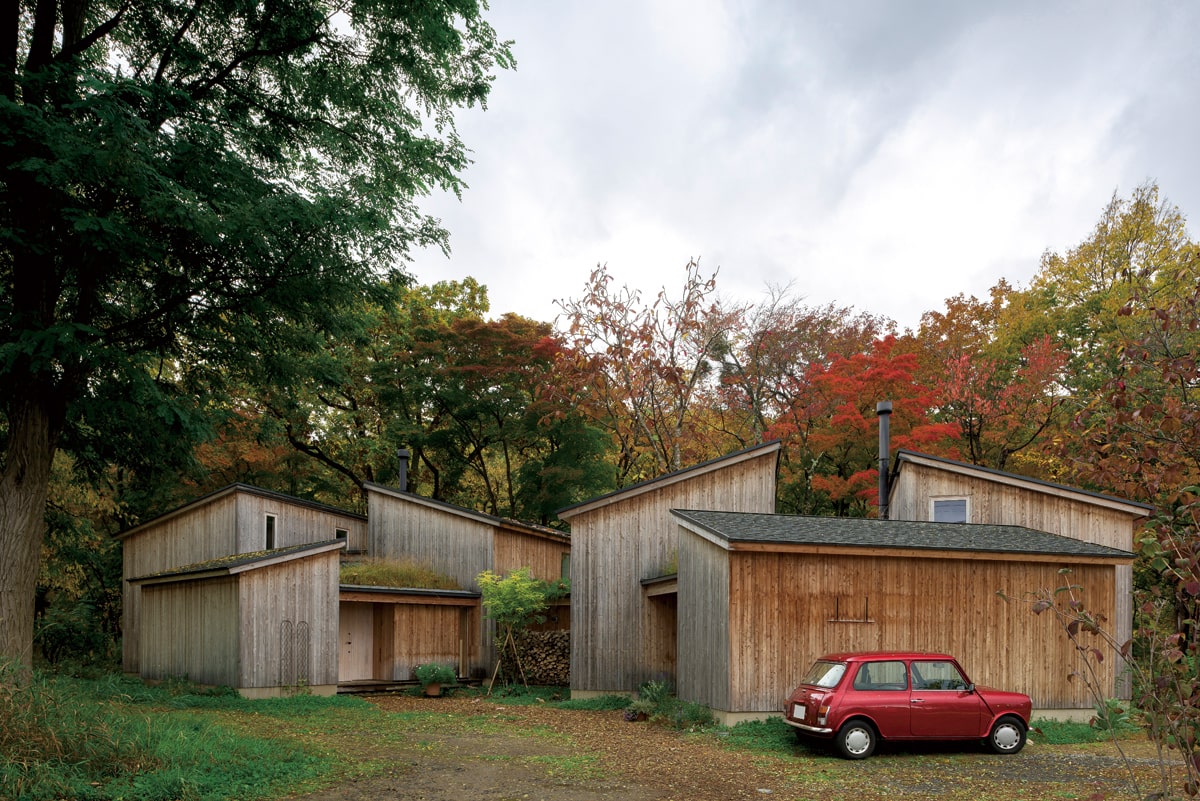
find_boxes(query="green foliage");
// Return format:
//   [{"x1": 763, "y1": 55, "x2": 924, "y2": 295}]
[
  {"x1": 624, "y1": 680, "x2": 714, "y2": 730},
  {"x1": 0, "y1": 0, "x2": 513, "y2": 664},
  {"x1": 413, "y1": 663, "x2": 456, "y2": 689},
  {"x1": 477, "y1": 568, "x2": 553, "y2": 633},
  {"x1": 551, "y1": 694, "x2": 631, "y2": 711},
  {"x1": 0, "y1": 668, "x2": 373, "y2": 801},
  {"x1": 719, "y1": 717, "x2": 801, "y2": 754},
  {"x1": 339, "y1": 558, "x2": 460, "y2": 590},
  {"x1": 1030, "y1": 718, "x2": 1125, "y2": 745}
]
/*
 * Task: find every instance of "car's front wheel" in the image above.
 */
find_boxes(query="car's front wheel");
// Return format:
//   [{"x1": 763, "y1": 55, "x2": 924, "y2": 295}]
[
  {"x1": 986, "y1": 716, "x2": 1027, "y2": 755},
  {"x1": 835, "y1": 719, "x2": 877, "y2": 759}
]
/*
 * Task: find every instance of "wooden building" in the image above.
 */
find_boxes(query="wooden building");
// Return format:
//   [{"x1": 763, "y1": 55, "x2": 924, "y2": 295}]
[
  {"x1": 117, "y1": 484, "x2": 366, "y2": 676},
  {"x1": 672, "y1": 509, "x2": 1134, "y2": 723},
  {"x1": 558, "y1": 440, "x2": 1148, "y2": 724},
  {"x1": 887, "y1": 449, "x2": 1153, "y2": 659},
  {"x1": 361, "y1": 481, "x2": 571, "y2": 679},
  {"x1": 337, "y1": 586, "x2": 481, "y2": 686},
  {"x1": 119, "y1": 478, "x2": 569, "y2": 694},
  {"x1": 128, "y1": 541, "x2": 345, "y2": 697},
  {"x1": 556, "y1": 442, "x2": 782, "y2": 695}
]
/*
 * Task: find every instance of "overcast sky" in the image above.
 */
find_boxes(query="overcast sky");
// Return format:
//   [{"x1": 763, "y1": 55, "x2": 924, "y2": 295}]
[{"x1": 409, "y1": 1, "x2": 1198, "y2": 332}]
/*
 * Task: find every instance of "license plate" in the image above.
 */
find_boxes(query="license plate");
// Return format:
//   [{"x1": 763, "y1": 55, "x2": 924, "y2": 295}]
[{"x1": 793, "y1": 702, "x2": 806, "y2": 720}]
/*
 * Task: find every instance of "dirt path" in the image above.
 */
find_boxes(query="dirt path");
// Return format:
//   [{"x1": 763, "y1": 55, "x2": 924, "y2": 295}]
[{"x1": 289, "y1": 695, "x2": 1170, "y2": 801}]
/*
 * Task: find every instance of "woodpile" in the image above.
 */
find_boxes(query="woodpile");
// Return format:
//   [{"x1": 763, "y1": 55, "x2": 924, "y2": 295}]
[{"x1": 500, "y1": 630, "x2": 570, "y2": 686}]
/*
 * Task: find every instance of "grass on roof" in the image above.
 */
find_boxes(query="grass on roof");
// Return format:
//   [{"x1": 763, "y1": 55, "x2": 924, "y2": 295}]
[{"x1": 339, "y1": 557, "x2": 461, "y2": 590}]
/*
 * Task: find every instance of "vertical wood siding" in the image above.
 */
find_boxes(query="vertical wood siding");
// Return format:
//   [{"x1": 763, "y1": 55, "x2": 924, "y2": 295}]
[
  {"x1": 123, "y1": 490, "x2": 362, "y2": 674},
  {"x1": 493, "y1": 529, "x2": 569, "y2": 584},
  {"x1": 890, "y1": 462, "x2": 1140, "y2": 680},
  {"x1": 677, "y1": 534, "x2": 730, "y2": 710},
  {"x1": 391, "y1": 604, "x2": 479, "y2": 680},
  {"x1": 570, "y1": 451, "x2": 777, "y2": 692},
  {"x1": 122, "y1": 493, "x2": 239, "y2": 672},
  {"x1": 367, "y1": 492, "x2": 494, "y2": 590},
  {"x1": 238, "y1": 550, "x2": 341, "y2": 689},
  {"x1": 234, "y1": 494, "x2": 365, "y2": 553},
  {"x1": 139, "y1": 577, "x2": 239, "y2": 686},
  {"x1": 724, "y1": 550, "x2": 1116, "y2": 714}
]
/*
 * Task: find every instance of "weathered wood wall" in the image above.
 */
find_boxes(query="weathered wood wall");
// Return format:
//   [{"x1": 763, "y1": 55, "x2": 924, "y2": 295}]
[
  {"x1": 890, "y1": 462, "x2": 1139, "y2": 549},
  {"x1": 138, "y1": 576, "x2": 240, "y2": 686},
  {"x1": 493, "y1": 528, "x2": 569, "y2": 584},
  {"x1": 567, "y1": 447, "x2": 778, "y2": 693},
  {"x1": 890, "y1": 460, "x2": 1141, "y2": 687},
  {"x1": 238, "y1": 550, "x2": 341, "y2": 690},
  {"x1": 391, "y1": 603, "x2": 478, "y2": 680},
  {"x1": 122, "y1": 488, "x2": 363, "y2": 674},
  {"x1": 122, "y1": 493, "x2": 239, "y2": 672},
  {"x1": 677, "y1": 534, "x2": 730, "y2": 710},
  {"x1": 337, "y1": 593, "x2": 480, "y2": 681},
  {"x1": 367, "y1": 490, "x2": 494, "y2": 590},
  {"x1": 234, "y1": 493, "x2": 366, "y2": 553},
  {"x1": 724, "y1": 549, "x2": 1117, "y2": 714}
]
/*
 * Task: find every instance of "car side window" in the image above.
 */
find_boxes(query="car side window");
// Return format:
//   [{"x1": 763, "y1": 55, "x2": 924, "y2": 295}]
[
  {"x1": 912, "y1": 660, "x2": 968, "y2": 690},
  {"x1": 852, "y1": 660, "x2": 908, "y2": 691}
]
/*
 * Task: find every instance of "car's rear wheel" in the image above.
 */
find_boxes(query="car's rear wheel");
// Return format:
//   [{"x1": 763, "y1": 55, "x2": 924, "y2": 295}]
[
  {"x1": 835, "y1": 719, "x2": 876, "y2": 759},
  {"x1": 986, "y1": 716, "x2": 1027, "y2": 754}
]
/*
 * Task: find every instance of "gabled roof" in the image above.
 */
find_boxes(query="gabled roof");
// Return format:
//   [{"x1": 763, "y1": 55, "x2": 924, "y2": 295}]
[
  {"x1": 671, "y1": 509, "x2": 1134, "y2": 561},
  {"x1": 892, "y1": 450, "x2": 1155, "y2": 518},
  {"x1": 127, "y1": 540, "x2": 345, "y2": 585},
  {"x1": 556, "y1": 440, "x2": 782, "y2": 520},
  {"x1": 115, "y1": 483, "x2": 365, "y2": 540},
  {"x1": 364, "y1": 481, "x2": 570, "y2": 543}
]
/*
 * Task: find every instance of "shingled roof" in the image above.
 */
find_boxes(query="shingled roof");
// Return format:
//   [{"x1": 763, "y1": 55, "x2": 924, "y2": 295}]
[{"x1": 671, "y1": 509, "x2": 1134, "y2": 559}]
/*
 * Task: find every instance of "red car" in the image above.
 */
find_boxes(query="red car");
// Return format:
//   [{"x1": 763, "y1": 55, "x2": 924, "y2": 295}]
[{"x1": 783, "y1": 652, "x2": 1032, "y2": 759}]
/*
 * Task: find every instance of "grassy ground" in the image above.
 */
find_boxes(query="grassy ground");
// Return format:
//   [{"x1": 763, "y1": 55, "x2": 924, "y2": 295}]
[{"x1": 0, "y1": 673, "x2": 1150, "y2": 801}]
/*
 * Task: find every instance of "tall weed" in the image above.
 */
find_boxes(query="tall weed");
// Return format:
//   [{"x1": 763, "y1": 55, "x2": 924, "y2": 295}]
[{"x1": 0, "y1": 667, "x2": 360, "y2": 801}]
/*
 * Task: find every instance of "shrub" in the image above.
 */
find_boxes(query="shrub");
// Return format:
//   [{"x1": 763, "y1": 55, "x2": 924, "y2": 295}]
[{"x1": 413, "y1": 663, "x2": 456, "y2": 689}]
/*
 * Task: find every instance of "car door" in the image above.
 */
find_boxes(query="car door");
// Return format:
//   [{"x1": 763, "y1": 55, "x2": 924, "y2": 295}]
[
  {"x1": 908, "y1": 659, "x2": 987, "y2": 738},
  {"x1": 848, "y1": 660, "x2": 910, "y2": 737}
]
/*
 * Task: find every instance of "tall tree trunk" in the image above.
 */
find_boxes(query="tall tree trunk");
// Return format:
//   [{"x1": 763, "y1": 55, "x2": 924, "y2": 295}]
[{"x1": 0, "y1": 388, "x2": 63, "y2": 672}]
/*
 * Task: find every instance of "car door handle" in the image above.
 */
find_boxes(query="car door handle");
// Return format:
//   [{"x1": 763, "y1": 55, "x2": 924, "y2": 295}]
[{"x1": 910, "y1": 699, "x2": 924, "y2": 703}]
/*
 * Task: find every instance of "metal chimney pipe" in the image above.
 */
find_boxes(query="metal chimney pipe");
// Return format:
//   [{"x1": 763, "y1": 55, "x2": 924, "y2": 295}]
[
  {"x1": 397, "y1": 448, "x2": 410, "y2": 493},
  {"x1": 876, "y1": 401, "x2": 893, "y2": 520}
]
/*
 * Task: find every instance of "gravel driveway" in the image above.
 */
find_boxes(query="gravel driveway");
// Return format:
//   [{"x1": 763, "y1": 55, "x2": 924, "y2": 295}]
[{"x1": 288, "y1": 694, "x2": 1168, "y2": 801}]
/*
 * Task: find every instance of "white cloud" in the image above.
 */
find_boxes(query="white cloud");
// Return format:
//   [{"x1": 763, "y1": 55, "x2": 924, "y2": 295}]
[{"x1": 411, "y1": 1, "x2": 1200, "y2": 333}]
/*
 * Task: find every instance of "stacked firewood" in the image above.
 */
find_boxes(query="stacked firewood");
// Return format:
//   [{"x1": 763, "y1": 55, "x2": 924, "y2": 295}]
[{"x1": 501, "y1": 630, "x2": 570, "y2": 686}]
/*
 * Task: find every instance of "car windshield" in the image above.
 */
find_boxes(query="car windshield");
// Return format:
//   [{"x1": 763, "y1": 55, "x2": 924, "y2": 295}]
[{"x1": 801, "y1": 660, "x2": 846, "y2": 688}]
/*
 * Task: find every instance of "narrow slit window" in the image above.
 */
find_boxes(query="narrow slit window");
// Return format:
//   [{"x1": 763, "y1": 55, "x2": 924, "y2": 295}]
[{"x1": 265, "y1": 514, "x2": 277, "y2": 549}]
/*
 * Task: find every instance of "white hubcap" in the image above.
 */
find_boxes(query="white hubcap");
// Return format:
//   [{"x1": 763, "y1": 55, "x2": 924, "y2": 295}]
[
  {"x1": 845, "y1": 728, "x2": 871, "y2": 754},
  {"x1": 994, "y1": 724, "x2": 1020, "y2": 749}
]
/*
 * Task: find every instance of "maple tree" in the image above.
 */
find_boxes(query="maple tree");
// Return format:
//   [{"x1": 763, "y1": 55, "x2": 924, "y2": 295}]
[
  {"x1": 713, "y1": 284, "x2": 887, "y2": 446},
  {"x1": 776, "y1": 335, "x2": 957, "y2": 515}
]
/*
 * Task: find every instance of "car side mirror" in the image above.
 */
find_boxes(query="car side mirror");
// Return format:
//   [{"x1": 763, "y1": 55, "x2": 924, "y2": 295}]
[{"x1": 966, "y1": 683, "x2": 976, "y2": 693}]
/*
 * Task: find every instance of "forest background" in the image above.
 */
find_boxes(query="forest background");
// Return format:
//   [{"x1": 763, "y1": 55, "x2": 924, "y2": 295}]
[{"x1": 31, "y1": 180, "x2": 1200, "y2": 667}]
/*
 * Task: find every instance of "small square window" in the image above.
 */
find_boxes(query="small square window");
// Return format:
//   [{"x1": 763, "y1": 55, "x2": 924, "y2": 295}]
[
  {"x1": 335, "y1": 528, "x2": 348, "y2": 541},
  {"x1": 932, "y1": 498, "x2": 968, "y2": 524}
]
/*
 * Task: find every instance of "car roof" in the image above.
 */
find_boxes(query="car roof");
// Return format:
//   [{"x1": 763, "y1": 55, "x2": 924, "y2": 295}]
[{"x1": 817, "y1": 651, "x2": 957, "y2": 663}]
